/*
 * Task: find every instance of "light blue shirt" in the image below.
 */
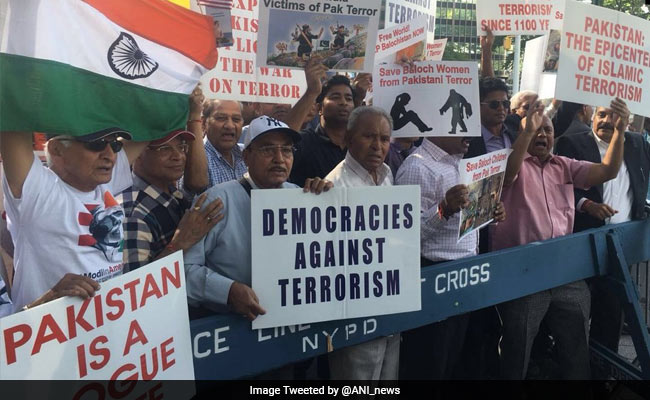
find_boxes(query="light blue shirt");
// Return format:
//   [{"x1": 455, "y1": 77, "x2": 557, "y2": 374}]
[
  {"x1": 481, "y1": 124, "x2": 512, "y2": 153},
  {"x1": 183, "y1": 174, "x2": 297, "y2": 311}
]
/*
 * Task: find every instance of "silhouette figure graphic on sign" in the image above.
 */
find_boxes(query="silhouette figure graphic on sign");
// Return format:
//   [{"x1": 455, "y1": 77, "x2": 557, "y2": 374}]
[
  {"x1": 390, "y1": 93, "x2": 433, "y2": 133},
  {"x1": 439, "y1": 89, "x2": 472, "y2": 134}
]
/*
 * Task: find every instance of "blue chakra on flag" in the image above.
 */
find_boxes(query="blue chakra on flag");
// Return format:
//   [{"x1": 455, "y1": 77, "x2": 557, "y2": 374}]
[{"x1": 107, "y1": 32, "x2": 158, "y2": 79}]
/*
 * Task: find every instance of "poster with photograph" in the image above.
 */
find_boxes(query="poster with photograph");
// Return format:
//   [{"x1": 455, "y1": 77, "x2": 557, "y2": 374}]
[
  {"x1": 373, "y1": 61, "x2": 480, "y2": 137},
  {"x1": 194, "y1": 0, "x2": 234, "y2": 48},
  {"x1": 520, "y1": 34, "x2": 557, "y2": 99},
  {"x1": 384, "y1": 1, "x2": 437, "y2": 58},
  {"x1": 257, "y1": 0, "x2": 381, "y2": 71},
  {"x1": 458, "y1": 149, "x2": 510, "y2": 240}
]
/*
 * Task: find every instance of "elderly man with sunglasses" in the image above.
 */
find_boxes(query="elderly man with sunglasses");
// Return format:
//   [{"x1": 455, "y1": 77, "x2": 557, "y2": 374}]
[
  {"x1": 117, "y1": 88, "x2": 224, "y2": 273},
  {"x1": 184, "y1": 115, "x2": 332, "y2": 321},
  {"x1": 0, "y1": 123, "x2": 149, "y2": 312}
]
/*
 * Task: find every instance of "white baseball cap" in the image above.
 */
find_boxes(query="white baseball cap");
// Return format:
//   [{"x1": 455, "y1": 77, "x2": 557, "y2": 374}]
[{"x1": 244, "y1": 115, "x2": 301, "y2": 149}]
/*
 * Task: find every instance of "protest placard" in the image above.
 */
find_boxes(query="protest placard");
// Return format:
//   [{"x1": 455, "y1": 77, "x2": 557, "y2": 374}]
[
  {"x1": 375, "y1": 14, "x2": 428, "y2": 64},
  {"x1": 194, "y1": 0, "x2": 234, "y2": 48},
  {"x1": 476, "y1": 0, "x2": 555, "y2": 36},
  {"x1": 384, "y1": 1, "x2": 437, "y2": 60},
  {"x1": 0, "y1": 252, "x2": 194, "y2": 382},
  {"x1": 373, "y1": 61, "x2": 480, "y2": 137},
  {"x1": 191, "y1": 1, "x2": 307, "y2": 104},
  {"x1": 555, "y1": 1, "x2": 650, "y2": 117},
  {"x1": 250, "y1": 186, "x2": 421, "y2": 330},
  {"x1": 550, "y1": 0, "x2": 564, "y2": 30},
  {"x1": 520, "y1": 33, "x2": 558, "y2": 99},
  {"x1": 426, "y1": 38, "x2": 447, "y2": 61},
  {"x1": 257, "y1": 0, "x2": 381, "y2": 72},
  {"x1": 458, "y1": 149, "x2": 510, "y2": 240}
]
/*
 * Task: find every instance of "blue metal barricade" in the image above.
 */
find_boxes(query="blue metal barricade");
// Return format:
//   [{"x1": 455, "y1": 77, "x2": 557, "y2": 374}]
[{"x1": 189, "y1": 220, "x2": 650, "y2": 380}]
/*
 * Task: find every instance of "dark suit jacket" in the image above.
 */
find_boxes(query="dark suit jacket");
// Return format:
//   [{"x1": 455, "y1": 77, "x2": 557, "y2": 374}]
[
  {"x1": 554, "y1": 131, "x2": 650, "y2": 232},
  {"x1": 560, "y1": 118, "x2": 591, "y2": 138}
]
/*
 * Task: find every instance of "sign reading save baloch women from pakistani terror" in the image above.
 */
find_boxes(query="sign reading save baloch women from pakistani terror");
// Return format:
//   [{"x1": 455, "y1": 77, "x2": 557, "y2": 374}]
[
  {"x1": 555, "y1": 1, "x2": 650, "y2": 117},
  {"x1": 251, "y1": 187, "x2": 421, "y2": 330},
  {"x1": 373, "y1": 61, "x2": 480, "y2": 137}
]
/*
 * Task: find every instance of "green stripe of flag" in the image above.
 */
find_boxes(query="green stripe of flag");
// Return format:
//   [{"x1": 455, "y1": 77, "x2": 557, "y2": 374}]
[{"x1": 0, "y1": 53, "x2": 189, "y2": 141}]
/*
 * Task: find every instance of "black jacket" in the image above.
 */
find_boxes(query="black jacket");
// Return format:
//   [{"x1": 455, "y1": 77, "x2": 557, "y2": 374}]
[
  {"x1": 466, "y1": 124, "x2": 517, "y2": 159},
  {"x1": 554, "y1": 130, "x2": 650, "y2": 232}
]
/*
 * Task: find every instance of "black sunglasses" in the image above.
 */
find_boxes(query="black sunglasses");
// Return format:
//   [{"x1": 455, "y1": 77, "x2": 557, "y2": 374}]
[
  {"x1": 58, "y1": 136, "x2": 123, "y2": 153},
  {"x1": 481, "y1": 100, "x2": 510, "y2": 110}
]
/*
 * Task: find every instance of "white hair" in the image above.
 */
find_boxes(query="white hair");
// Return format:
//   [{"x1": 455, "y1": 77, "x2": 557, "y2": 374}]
[
  {"x1": 346, "y1": 106, "x2": 393, "y2": 133},
  {"x1": 44, "y1": 138, "x2": 71, "y2": 167},
  {"x1": 510, "y1": 90, "x2": 537, "y2": 112}
]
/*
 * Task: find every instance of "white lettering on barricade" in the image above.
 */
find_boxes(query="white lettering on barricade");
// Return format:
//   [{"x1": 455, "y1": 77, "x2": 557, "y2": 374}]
[
  {"x1": 0, "y1": 252, "x2": 194, "y2": 387},
  {"x1": 434, "y1": 263, "x2": 491, "y2": 295},
  {"x1": 555, "y1": 1, "x2": 650, "y2": 117},
  {"x1": 251, "y1": 186, "x2": 421, "y2": 329}
]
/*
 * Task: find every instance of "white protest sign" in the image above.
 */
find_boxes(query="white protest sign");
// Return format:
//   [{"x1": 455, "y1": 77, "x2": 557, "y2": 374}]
[
  {"x1": 193, "y1": 1, "x2": 307, "y2": 105},
  {"x1": 373, "y1": 61, "x2": 481, "y2": 137},
  {"x1": 555, "y1": 1, "x2": 650, "y2": 117},
  {"x1": 476, "y1": 0, "x2": 554, "y2": 36},
  {"x1": 520, "y1": 32, "x2": 559, "y2": 99},
  {"x1": 426, "y1": 38, "x2": 447, "y2": 61},
  {"x1": 0, "y1": 252, "x2": 194, "y2": 382},
  {"x1": 458, "y1": 149, "x2": 509, "y2": 240},
  {"x1": 375, "y1": 14, "x2": 428, "y2": 63},
  {"x1": 251, "y1": 186, "x2": 421, "y2": 329},
  {"x1": 257, "y1": 0, "x2": 381, "y2": 72},
  {"x1": 550, "y1": 0, "x2": 565, "y2": 30},
  {"x1": 384, "y1": 1, "x2": 436, "y2": 59}
]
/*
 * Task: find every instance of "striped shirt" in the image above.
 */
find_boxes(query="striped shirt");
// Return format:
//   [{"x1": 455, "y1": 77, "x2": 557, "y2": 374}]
[
  {"x1": 117, "y1": 174, "x2": 191, "y2": 272},
  {"x1": 396, "y1": 139, "x2": 478, "y2": 262},
  {"x1": 205, "y1": 138, "x2": 247, "y2": 187}
]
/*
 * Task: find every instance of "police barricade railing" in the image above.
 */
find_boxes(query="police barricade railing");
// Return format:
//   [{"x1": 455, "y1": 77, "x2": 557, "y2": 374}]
[{"x1": 190, "y1": 220, "x2": 650, "y2": 380}]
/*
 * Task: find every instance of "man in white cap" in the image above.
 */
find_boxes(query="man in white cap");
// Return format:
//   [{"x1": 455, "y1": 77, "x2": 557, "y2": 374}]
[{"x1": 184, "y1": 115, "x2": 332, "y2": 320}]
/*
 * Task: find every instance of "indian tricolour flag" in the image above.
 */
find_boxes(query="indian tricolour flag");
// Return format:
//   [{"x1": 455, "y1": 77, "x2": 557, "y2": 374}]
[{"x1": 0, "y1": 0, "x2": 218, "y2": 141}]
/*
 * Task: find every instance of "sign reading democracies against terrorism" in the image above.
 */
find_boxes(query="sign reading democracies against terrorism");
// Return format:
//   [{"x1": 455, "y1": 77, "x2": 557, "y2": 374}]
[
  {"x1": 0, "y1": 253, "x2": 194, "y2": 381},
  {"x1": 555, "y1": 1, "x2": 650, "y2": 117},
  {"x1": 257, "y1": 0, "x2": 381, "y2": 72},
  {"x1": 373, "y1": 61, "x2": 480, "y2": 137},
  {"x1": 251, "y1": 187, "x2": 421, "y2": 329}
]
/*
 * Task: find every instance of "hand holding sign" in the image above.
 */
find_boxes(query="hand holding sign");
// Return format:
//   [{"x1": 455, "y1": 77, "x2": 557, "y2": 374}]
[
  {"x1": 228, "y1": 282, "x2": 266, "y2": 321},
  {"x1": 443, "y1": 184, "x2": 470, "y2": 218},
  {"x1": 610, "y1": 97, "x2": 630, "y2": 134},
  {"x1": 494, "y1": 201, "x2": 506, "y2": 223},
  {"x1": 304, "y1": 56, "x2": 329, "y2": 96},
  {"x1": 27, "y1": 273, "x2": 101, "y2": 309}
]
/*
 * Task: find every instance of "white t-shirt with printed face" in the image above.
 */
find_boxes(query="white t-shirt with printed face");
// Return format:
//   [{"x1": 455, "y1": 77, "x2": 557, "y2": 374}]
[{"x1": 3, "y1": 151, "x2": 132, "y2": 312}]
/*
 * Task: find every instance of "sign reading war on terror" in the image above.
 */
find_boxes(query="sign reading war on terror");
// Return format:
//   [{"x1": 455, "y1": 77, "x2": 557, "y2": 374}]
[
  {"x1": 250, "y1": 186, "x2": 421, "y2": 330},
  {"x1": 555, "y1": 1, "x2": 650, "y2": 118}
]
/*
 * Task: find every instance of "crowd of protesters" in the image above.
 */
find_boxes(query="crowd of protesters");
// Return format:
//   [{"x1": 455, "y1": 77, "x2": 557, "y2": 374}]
[{"x1": 0, "y1": 27, "x2": 649, "y2": 381}]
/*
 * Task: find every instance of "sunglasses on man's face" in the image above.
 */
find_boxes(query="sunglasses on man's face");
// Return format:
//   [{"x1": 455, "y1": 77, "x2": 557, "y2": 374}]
[
  {"x1": 481, "y1": 100, "x2": 510, "y2": 110},
  {"x1": 58, "y1": 137, "x2": 123, "y2": 153}
]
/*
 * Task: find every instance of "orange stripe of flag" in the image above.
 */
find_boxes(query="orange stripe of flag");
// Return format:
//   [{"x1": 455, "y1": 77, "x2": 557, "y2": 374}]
[{"x1": 83, "y1": 0, "x2": 218, "y2": 69}]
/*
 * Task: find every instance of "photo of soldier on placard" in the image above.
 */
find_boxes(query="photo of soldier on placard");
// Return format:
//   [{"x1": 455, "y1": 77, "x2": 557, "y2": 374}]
[{"x1": 266, "y1": 10, "x2": 370, "y2": 70}]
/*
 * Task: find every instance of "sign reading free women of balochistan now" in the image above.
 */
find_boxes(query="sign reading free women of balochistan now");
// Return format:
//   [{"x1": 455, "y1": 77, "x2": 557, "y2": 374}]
[
  {"x1": 373, "y1": 61, "x2": 480, "y2": 138},
  {"x1": 555, "y1": 1, "x2": 650, "y2": 118},
  {"x1": 0, "y1": 253, "x2": 194, "y2": 382},
  {"x1": 251, "y1": 187, "x2": 421, "y2": 330}
]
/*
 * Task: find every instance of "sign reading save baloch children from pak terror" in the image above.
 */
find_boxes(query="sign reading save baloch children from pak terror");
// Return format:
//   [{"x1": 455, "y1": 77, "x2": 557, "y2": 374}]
[
  {"x1": 555, "y1": 1, "x2": 650, "y2": 118},
  {"x1": 0, "y1": 252, "x2": 194, "y2": 383},
  {"x1": 250, "y1": 187, "x2": 421, "y2": 330},
  {"x1": 257, "y1": 0, "x2": 381, "y2": 72},
  {"x1": 373, "y1": 61, "x2": 480, "y2": 137}
]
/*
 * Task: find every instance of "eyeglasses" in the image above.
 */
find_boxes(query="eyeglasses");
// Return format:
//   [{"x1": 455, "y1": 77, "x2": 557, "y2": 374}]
[
  {"x1": 57, "y1": 137, "x2": 123, "y2": 153},
  {"x1": 252, "y1": 145, "x2": 296, "y2": 158},
  {"x1": 481, "y1": 100, "x2": 510, "y2": 110},
  {"x1": 148, "y1": 143, "x2": 190, "y2": 157}
]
